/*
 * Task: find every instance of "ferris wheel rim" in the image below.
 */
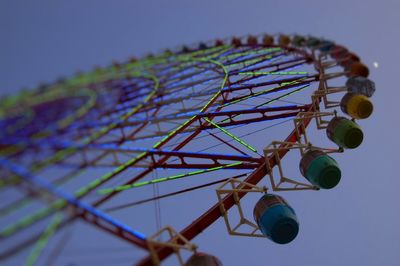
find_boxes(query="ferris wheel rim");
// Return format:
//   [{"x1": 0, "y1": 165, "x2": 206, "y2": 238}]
[{"x1": 0, "y1": 33, "x2": 370, "y2": 266}]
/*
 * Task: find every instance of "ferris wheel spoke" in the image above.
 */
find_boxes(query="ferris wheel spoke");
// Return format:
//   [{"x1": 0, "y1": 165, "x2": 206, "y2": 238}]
[
  {"x1": 97, "y1": 162, "x2": 247, "y2": 195},
  {"x1": 232, "y1": 56, "x2": 310, "y2": 75},
  {"x1": 103, "y1": 172, "x2": 250, "y2": 213},
  {"x1": 46, "y1": 147, "x2": 263, "y2": 170},
  {"x1": 24, "y1": 212, "x2": 63, "y2": 266},
  {"x1": 222, "y1": 48, "x2": 283, "y2": 67}
]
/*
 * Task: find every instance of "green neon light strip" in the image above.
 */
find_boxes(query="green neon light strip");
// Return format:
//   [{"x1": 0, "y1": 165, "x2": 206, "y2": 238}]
[
  {"x1": 0, "y1": 167, "x2": 87, "y2": 216},
  {"x1": 24, "y1": 213, "x2": 63, "y2": 266},
  {"x1": 0, "y1": 200, "x2": 65, "y2": 238},
  {"x1": 153, "y1": 57, "x2": 228, "y2": 148},
  {"x1": 173, "y1": 46, "x2": 280, "y2": 73},
  {"x1": 168, "y1": 47, "x2": 232, "y2": 74},
  {"x1": 225, "y1": 50, "x2": 284, "y2": 70},
  {"x1": 204, "y1": 118, "x2": 257, "y2": 153},
  {"x1": 191, "y1": 45, "x2": 231, "y2": 59},
  {"x1": 218, "y1": 50, "x2": 284, "y2": 78},
  {"x1": 0, "y1": 197, "x2": 31, "y2": 218},
  {"x1": 98, "y1": 161, "x2": 243, "y2": 195},
  {"x1": 226, "y1": 54, "x2": 274, "y2": 69},
  {"x1": 222, "y1": 77, "x2": 308, "y2": 108},
  {"x1": 238, "y1": 71, "x2": 308, "y2": 76},
  {"x1": 219, "y1": 47, "x2": 281, "y2": 64},
  {"x1": 57, "y1": 89, "x2": 97, "y2": 129},
  {"x1": 255, "y1": 84, "x2": 310, "y2": 108},
  {"x1": 75, "y1": 152, "x2": 148, "y2": 197}
]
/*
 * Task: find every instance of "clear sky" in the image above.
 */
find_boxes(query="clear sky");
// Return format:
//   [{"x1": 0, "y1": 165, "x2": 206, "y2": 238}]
[{"x1": 1, "y1": 1, "x2": 399, "y2": 265}]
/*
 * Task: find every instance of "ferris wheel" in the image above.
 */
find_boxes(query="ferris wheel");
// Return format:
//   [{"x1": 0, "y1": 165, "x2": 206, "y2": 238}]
[{"x1": 0, "y1": 33, "x2": 375, "y2": 266}]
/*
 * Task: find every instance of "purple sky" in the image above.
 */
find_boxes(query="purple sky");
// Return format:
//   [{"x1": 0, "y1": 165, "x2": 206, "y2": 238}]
[{"x1": 1, "y1": 1, "x2": 399, "y2": 265}]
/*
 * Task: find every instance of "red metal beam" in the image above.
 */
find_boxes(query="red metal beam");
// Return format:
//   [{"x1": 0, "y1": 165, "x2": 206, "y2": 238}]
[
  {"x1": 157, "y1": 163, "x2": 260, "y2": 170},
  {"x1": 116, "y1": 104, "x2": 308, "y2": 130},
  {"x1": 198, "y1": 110, "x2": 307, "y2": 130},
  {"x1": 148, "y1": 150, "x2": 261, "y2": 162}
]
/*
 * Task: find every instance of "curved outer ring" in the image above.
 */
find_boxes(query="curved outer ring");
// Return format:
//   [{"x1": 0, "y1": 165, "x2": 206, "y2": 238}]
[{"x1": 0, "y1": 35, "x2": 348, "y2": 265}]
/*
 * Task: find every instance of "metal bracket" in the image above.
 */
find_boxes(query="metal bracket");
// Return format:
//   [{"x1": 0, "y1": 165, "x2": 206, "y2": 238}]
[
  {"x1": 216, "y1": 178, "x2": 267, "y2": 238},
  {"x1": 315, "y1": 54, "x2": 348, "y2": 109},
  {"x1": 147, "y1": 226, "x2": 197, "y2": 266},
  {"x1": 263, "y1": 141, "x2": 341, "y2": 192},
  {"x1": 294, "y1": 111, "x2": 335, "y2": 137}
]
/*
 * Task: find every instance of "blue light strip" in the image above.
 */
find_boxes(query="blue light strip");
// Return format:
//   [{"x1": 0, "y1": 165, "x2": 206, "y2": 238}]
[{"x1": 0, "y1": 157, "x2": 146, "y2": 240}]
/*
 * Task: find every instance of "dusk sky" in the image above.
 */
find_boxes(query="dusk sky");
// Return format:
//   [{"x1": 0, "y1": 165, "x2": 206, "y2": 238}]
[{"x1": 1, "y1": 1, "x2": 399, "y2": 265}]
